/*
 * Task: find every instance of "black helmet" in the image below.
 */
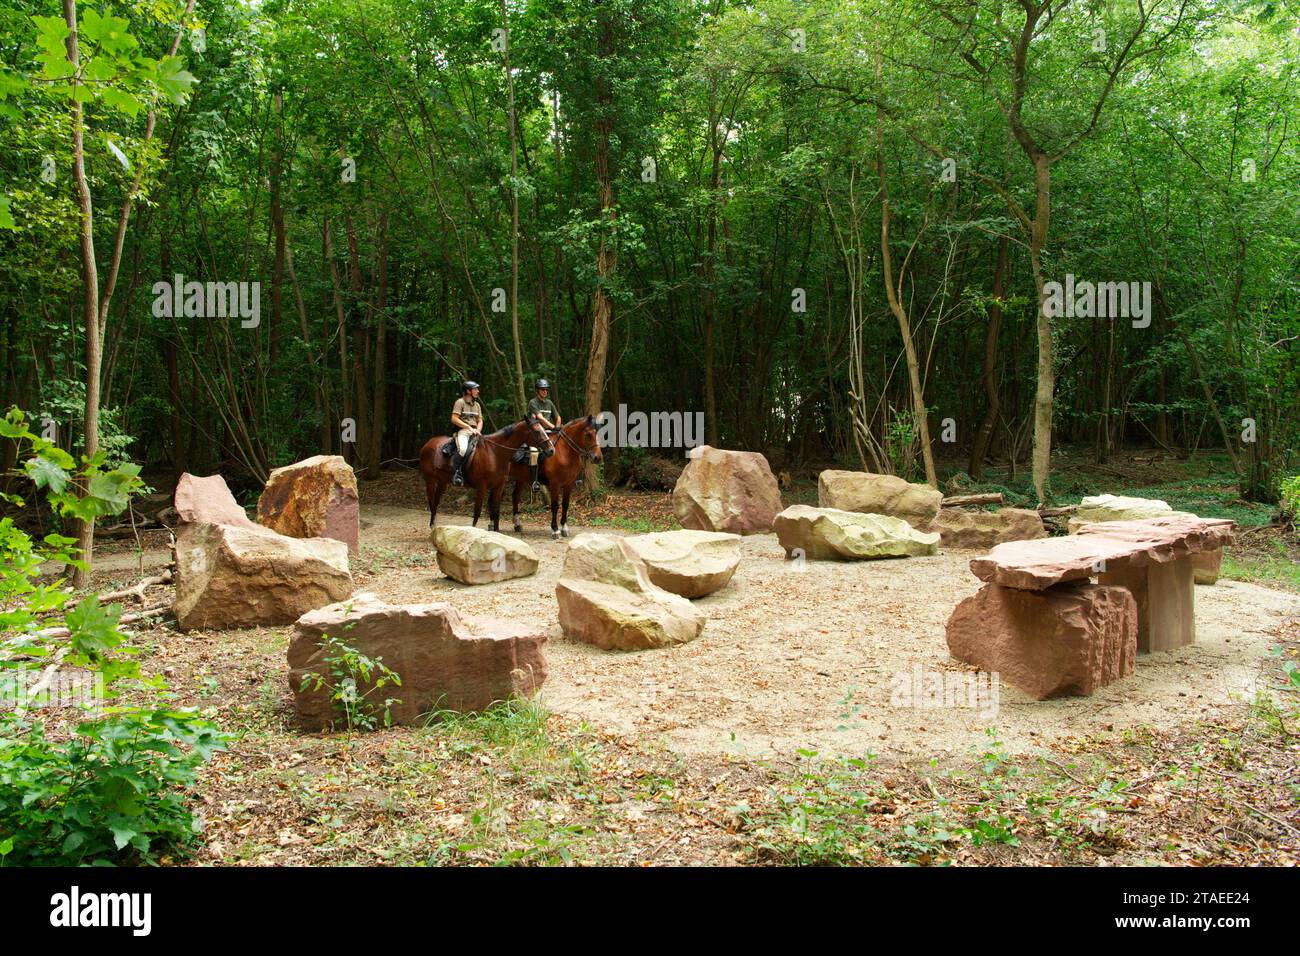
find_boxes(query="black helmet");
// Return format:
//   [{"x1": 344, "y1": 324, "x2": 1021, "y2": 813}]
[
  {"x1": 535, "y1": 378, "x2": 550, "y2": 390},
  {"x1": 463, "y1": 380, "x2": 479, "y2": 392}
]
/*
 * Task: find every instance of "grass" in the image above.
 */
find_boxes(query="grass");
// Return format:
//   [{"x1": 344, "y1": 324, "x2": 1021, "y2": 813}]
[
  {"x1": 939, "y1": 451, "x2": 1283, "y2": 526},
  {"x1": 737, "y1": 732, "x2": 1127, "y2": 865},
  {"x1": 586, "y1": 513, "x2": 671, "y2": 533},
  {"x1": 1224, "y1": 552, "x2": 1300, "y2": 593}
]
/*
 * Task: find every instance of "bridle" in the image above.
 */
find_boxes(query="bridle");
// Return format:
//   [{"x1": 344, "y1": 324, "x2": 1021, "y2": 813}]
[
  {"x1": 479, "y1": 420, "x2": 553, "y2": 455},
  {"x1": 557, "y1": 423, "x2": 599, "y2": 463}
]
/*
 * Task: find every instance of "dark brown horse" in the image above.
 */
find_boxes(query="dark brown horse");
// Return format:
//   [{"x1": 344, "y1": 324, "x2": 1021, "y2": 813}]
[
  {"x1": 509, "y1": 415, "x2": 603, "y2": 538},
  {"x1": 418, "y1": 419, "x2": 550, "y2": 531}
]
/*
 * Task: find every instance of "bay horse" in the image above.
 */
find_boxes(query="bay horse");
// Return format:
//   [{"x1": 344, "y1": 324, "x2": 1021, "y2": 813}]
[
  {"x1": 509, "y1": 415, "x2": 603, "y2": 539},
  {"x1": 418, "y1": 419, "x2": 551, "y2": 532}
]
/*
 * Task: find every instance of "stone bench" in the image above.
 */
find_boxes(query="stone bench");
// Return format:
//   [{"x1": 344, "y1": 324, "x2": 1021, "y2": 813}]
[{"x1": 947, "y1": 515, "x2": 1234, "y2": 698}]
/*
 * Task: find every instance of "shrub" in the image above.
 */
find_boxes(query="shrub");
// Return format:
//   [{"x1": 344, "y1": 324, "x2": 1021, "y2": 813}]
[{"x1": 0, "y1": 409, "x2": 226, "y2": 865}]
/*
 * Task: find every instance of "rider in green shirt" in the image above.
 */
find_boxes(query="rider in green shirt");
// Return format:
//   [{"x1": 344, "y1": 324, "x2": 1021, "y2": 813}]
[{"x1": 526, "y1": 379, "x2": 561, "y2": 490}]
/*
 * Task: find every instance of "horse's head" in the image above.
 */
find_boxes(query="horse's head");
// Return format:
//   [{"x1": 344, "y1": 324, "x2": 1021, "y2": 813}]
[{"x1": 575, "y1": 414, "x2": 603, "y2": 464}]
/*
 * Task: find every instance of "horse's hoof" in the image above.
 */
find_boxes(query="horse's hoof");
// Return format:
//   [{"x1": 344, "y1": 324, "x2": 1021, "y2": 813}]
[
  {"x1": 552, "y1": 531, "x2": 561, "y2": 541},
  {"x1": 513, "y1": 524, "x2": 523, "y2": 533},
  {"x1": 560, "y1": 527, "x2": 569, "y2": 538}
]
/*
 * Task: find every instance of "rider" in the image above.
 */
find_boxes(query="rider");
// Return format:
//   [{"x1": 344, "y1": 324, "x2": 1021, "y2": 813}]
[
  {"x1": 450, "y1": 380, "x2": 483, "y2": 486},
  {"x1": 526, "y1": 378, "x2": 562, "y2": 490}
]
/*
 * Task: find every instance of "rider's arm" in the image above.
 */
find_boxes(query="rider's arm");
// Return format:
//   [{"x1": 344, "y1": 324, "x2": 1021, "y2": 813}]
[{"x1": 451, "y1": 414, "x2": 467, "y2": 431}]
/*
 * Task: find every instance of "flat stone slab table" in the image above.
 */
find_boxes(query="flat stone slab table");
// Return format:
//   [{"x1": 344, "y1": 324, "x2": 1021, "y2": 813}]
[{"x1": 969, "y1": 515, "x2": 1234, "y2": 653}]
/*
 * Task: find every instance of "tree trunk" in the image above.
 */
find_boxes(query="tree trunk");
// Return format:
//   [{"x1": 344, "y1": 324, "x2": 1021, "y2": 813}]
[
  {"x1": 581, "y1": 9, "x2": 617, "y2": 489},
  {"x1": 65, "y1": 0, "x2": 100, "y2": 589},
  {"x1": 875, "y1": 55, "x2": 937, "y2": 488},
  {"x1": 501, "y1": 0, "x2": 527, "y2": 415},
  {"x1": 968, "y1": 236, "x2": 1008, "y2": 480},
  {"x1": 1028, "y1": 153, "x2": 1054, "y2": 506}
]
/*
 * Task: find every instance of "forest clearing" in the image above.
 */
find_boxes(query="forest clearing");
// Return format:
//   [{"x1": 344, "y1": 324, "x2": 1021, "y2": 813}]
[{"x1": 0, "y1": 0, "x2": 1297, "y2": 928}]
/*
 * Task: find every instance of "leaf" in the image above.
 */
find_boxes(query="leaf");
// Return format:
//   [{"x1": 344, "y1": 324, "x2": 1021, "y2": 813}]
[
  {"x1": 106, "y1": 139, "x2": 130, "y2": 171},
  {"x1": 31, "y1": 15, "x2": 70, "y2": 56},
  {"x1": 0, "y1": 195, "x2": 13, "y2": 230},
  {"x1": 110, "y1": 823, "x2": 137, "y2": 851},
  {"x1": 100, "y1": 87, "x2": 142, "y2": 118},
  {"x1": 25, "y1": 455, "x2": 68, "y2": 493},
  {"x1": 156, "y1": 55, "x2": 197, "y2": 105}
]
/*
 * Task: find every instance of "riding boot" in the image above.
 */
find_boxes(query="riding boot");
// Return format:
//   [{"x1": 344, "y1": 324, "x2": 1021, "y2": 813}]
[
  {"x1": 452, "y1": 451, "x2": 465, "y2": 486},
  {"x1": 530, "y1": 463, "x2": 540, "y2": 491}
]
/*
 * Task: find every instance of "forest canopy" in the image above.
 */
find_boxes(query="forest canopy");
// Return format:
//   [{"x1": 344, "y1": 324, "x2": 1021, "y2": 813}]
[{"x1": 1, "y1": 0, "x2": 1296, "y2": 516}]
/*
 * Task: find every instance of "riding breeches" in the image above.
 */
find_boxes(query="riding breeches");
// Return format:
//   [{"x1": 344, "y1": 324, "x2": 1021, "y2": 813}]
[{"x1": 456, "y1": 429, "x2": 474, "y2": 456}]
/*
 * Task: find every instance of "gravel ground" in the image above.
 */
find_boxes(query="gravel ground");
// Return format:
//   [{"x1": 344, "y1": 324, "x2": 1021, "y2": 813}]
[{"x1": 352, "y1": 501, "x2": 1299, "y2": 761}]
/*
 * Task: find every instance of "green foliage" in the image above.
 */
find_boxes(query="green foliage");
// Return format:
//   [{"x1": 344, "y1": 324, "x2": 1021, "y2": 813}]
[
  {"x1": 299, "y1": 632, "x2": 402, "y2": 733},
  {"x1": 1280, "y1": 475, "x2": 1300, "y2": 523},
  {"x1": 885, "y1": 411, "x2": 918, "y2": 481},
  {"x1": 0, "y1": 410, "x2": 226, "y2": 866}
]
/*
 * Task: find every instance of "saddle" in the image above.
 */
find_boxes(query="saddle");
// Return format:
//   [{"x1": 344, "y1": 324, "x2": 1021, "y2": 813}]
[{"x1": 440, "y1": 434, "x2": 479, "y2": 466}]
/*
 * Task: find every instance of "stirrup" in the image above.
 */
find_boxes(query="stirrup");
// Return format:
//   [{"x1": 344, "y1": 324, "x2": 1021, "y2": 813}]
[{"x1": 453, "y1": 469, "x2": 464, "y2": 486}]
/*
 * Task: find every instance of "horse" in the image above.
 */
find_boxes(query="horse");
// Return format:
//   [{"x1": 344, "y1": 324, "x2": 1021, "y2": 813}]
[
  {"x1": 417, "y1": 418, "x2": 551, "y2": 532},
  {"x1": 509, "y1": 415, "x2": 603, "y2": 539}
]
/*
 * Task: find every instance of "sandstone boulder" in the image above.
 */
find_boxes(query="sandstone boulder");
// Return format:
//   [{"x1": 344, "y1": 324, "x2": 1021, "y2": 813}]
[
  {"x1": 1192, "y1": 548, "x2": 1223, "y2": 585},
  {"x1": 930, "y1": 507, "x2": 1046, "y2": 550},
  {"x1": 174, "y1": 522, "x2": 352, "y2": 630},
  {"x1": 621, "y1": 530, "x2": 741, "y2": 598},
  {"x1": 773, "y1": 505, "x2": 940, "y2": 561},
  {"x1": 561, "y1": 532, "x2": 655, "y2": 593},
  {"x1": 555, "y1": 578, "x2": 705, "y2": 650},
  {"x1": 1068, "y1": 496, "x2": 1223, "y2": 586},
  {"x1": 433, "y1": 525, "x2": 539, "y2": 584},
  {"x1": 945, "y1": 582, "x2": 1137, "y2": 699},
  {"x1": 817, "y1": 470, "x2": 941, "y2": 529},
  {"x1": 174, "y1": 472, "x2": 257, "y2": 528},
  {"x1": 289, "y1": 593, "x2": 547, "y2": 729},
  {"x1": 258, "y1": 455, "x2": 360, "y2": 554},
  {"x1": 972, "y1": 515, "x2": 1235, "y2": 590},
  {"x1": 671, "y1": 446, "x2": 782, "y2": 535}
]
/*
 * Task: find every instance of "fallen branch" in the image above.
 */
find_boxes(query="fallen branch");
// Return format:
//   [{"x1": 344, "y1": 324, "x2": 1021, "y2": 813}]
[
  {"x1": 35, "y1": 605, "x2": 171, "y2": 640},
  {"x1": 100, "y1": 569, "x2": 174, "y2": 604},
  {"x1": 1037, "y1": 505, "x2": 1079, "y2": 517}
]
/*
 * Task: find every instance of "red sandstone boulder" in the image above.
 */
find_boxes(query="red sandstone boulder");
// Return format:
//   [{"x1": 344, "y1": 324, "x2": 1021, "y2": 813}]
[
  {"x1": 258, "y1": 455, "x2": 361, "y2": 554},
  {"x1": 1192, "y1": 548, "x2": 1223, "y2": 585},
  {"x1": 173, "y1": 522, "x2": 352, "y2": 630},
  {"x1": 174, "y1": 473, "x2": 257, "y2": 528},
  {"x1": 971, "y1": 515, "x2": 1235, "y2": 589},
  {"x1": 946, "y1": 582, "x2": 1137, "y2": 699},
  {"x1": 671, "y1": 446, "x2": 782, "y2": 535},
  {"x1": 289, "y1": 594, "x2": 547, "y2": 729}
]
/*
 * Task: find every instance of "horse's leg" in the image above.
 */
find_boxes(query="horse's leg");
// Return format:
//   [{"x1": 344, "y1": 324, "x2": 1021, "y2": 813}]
[
  {"x1": 425, "y1": 476, "x2": 438, "y2": 527},
  {"x1": 550, "y1": 486, "x2": 561, "y2": 540},
  {"x1": 472, "y1": 485, "x2": 484, "y2": 527},
  {"x1": 512, "y1": 477, "x2": 524, "y2": 534},
  {"x1": 488, "y1": 485, "x2": 502, "y2": 532},
  {"x1": 430, "y1": 478, "x2": 446, "y2": 527},
  {"x1": 561, "y1": 487, "x2": 572, "y2": 538}
]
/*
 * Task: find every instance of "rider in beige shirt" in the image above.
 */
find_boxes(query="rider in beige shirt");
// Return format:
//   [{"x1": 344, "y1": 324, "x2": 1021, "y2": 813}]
[{"x1": 450, "y1": 381, "x2": 482, "y2": 485}]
